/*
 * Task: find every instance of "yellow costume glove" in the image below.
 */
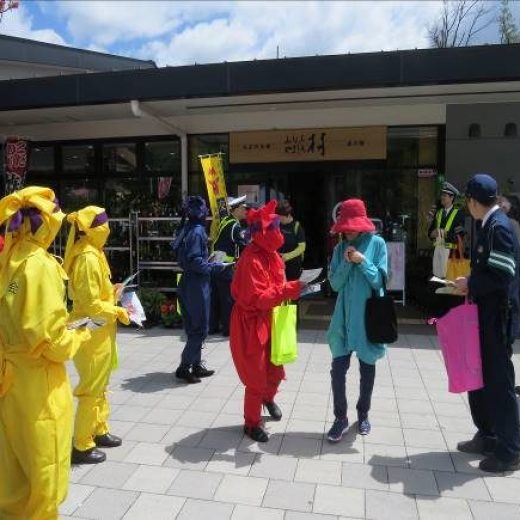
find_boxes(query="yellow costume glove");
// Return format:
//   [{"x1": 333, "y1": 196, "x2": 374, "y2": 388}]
[{"x1": 116, "y1": 307, "x2": 130, "y2": 325}]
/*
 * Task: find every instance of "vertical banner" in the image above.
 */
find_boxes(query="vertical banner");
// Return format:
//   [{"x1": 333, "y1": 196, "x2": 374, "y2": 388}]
[
  {"x1": 199, "y1": 154, "x2": 228, "y2": 242},
  {"x1": 4, "y1": 138, "x2": 29, "y2": 195}
]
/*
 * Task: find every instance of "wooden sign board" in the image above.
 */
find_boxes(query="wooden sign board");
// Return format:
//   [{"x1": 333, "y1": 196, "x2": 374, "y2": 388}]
[{"x1": 230, "y1": 126, "x2": 387, "y2": 163}]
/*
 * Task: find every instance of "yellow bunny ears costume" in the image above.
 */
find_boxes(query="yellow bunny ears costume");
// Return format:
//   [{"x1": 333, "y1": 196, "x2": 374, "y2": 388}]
[
  {"x1": 63, "y1": 206, "x2": 111, "y2": 276},
  {"x1": 0, "y1": 186, "x2": 65, "y2": 298}
]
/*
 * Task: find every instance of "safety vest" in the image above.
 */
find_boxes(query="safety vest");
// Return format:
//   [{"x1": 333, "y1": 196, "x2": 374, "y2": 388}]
[
  {"x1": 435, "y1": 208, "x2": 459, "y2": 249},
  {"x1": 214, "y1": 216, "x2": 240, "y2": 262}
]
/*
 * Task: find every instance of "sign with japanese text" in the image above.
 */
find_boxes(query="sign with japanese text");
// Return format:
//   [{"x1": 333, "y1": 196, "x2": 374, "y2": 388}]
[
  {"x1": 3, "y1": 137, "x2": 29, "y2": 194},
  {"x1": 230, "y1": 126, "x2": 387, "y2": 163},
  {"x1": 200, "y1": 153, "x2": 228, "y2": 242}
]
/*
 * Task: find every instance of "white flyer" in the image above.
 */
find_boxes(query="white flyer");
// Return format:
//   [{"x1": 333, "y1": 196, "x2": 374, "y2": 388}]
[
  {"x1": 67, "y1": 317, "x2": 107, "y2": 330},
  {"x1": 120, "y1": 291, "x2": 147, "y2": 327},
  {"x1": 300, "y1": 283, "x2": 322, "y2": 298},
  {"x1": 116, "y1": 271, "x2": 140, "y2": 300},
  {"x1": 299, "y1": 268, "x2": 323, "y2": 284},
  {"x1": 429, "y1": 276, "x2": 456, "y2": 286}
]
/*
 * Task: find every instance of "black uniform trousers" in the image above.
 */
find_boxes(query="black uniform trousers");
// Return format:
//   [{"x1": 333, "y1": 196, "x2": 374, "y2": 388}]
[
  {"x1": 468, "y1": 297, "x2": 520, "y2": 462},
  {"x1": 209, "y1": 268, "x2": 234, "y2": 335}
]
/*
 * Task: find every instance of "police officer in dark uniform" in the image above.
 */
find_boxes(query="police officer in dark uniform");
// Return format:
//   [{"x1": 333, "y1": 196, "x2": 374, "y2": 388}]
[
  {"x1": 428, "y1": 181, "x2": 466, "y2": 255},
  {"x1": 209, "y1": 196, "x2": 248, "y2": 336},
  {"x1": 455, "y1": 173, "x2": 520, "y2": 472},
  {"x1": 276, "y1": 200, "x2": 306, "y2": 281}
]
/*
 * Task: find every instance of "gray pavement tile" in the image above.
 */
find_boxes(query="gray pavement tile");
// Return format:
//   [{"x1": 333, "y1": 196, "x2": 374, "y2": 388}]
[
  {"x1": 415, "y1": 495, "x2": 472, "y2": 520},
  {"x1": 141, "y1": 407, "x2": 183, "y2": 425},
  {"x1": 285, "y1": 513, "x2": 338, "y2": 520},
  {"x1": 364, "y1": 426, "x2": 405, "y2": 446},
  {"x1": 214, "y1": 474, "x2": 269, "y2": 506},
  {"x1": 483, "y1": 475, "x2": 520, "y2": 503},
  {"x1": 436, "y1": 416, "x2": 475, "y2": 434},
  {"x1": 249, "y1": 454, "x2": 298, "y2": 481},
  {"x1": 177, "y1": 498, "x2": 234, "y2": 520},
  {"x1": 388, "y1": 466, "x2": 438, "y2": 496},
  {"x1": 313, "y1": 484, "x2": 364, "y2": 517},
  {"x1": 405, "y1": 447, "x2": 455, "y2": 472},
  {"x1": 468, "y1": 499, "x2": 520, "y2": 519},
  {"x1": 74, "y1": 487, "x2": 139, "y2": 520},
  {"x1": 123, "y1": 442, "x2": 170, "y2": 466},
  {"x1": 368, "y1": 411, "x2": 401, "y2": 429},
  {"x1": 365, "y1": 489, "x2": 418, "y2": 520},
  {"x1": 262, "y1": 480, "x2": 316, "y2": 512},
  {"x1": 178, "y1": 410, "x2": 220, "y2": 428},
  {"x1": 231, "y1": 504, "x2": 284, "y2": 520},
  {"x1": 80, "y1": 461, "x2": 139, "y2": 489},
  {"x1": 403, "y1": 428, "x2": 447, "y2": 449},
  {"x1": 286, "y1": 419, "x2": 326, "y2": 439},
  {"x1": 367, "y1": 444, "x2": 410, "y2": 467},
  {"x1": 110, "y1": 405, "x2": 151, "y2": 422},
  {"x1": 341, "y1": 461, "x2": 388, "y2": 491},
  {"x1": 164, "y1": 445, "x2": 215, "y2": 470},
  {"x1": 199, "y1": 384, "x2": 237, "y2": 399},
  {"x1": 434, "y1": 471, "x2": 491, "y2": 500},
  {"x1": 397, "y1": 399, "x2": 434, "y2": 415},
  {"x1": 122, "y1": 493, "x2": 185, "y2": 520},
  {"x1": 192, "y1": 396, "x2": 228, "y2": 413},
  {"x1": 449, "y1": 452, "x2": 483, "y2": 475},
  {"x1": 60, "y1": 483, "x2": 95, "y2": 515},
  {"x1": 122, "y1": 465, "x2": 180, "y2": 493},
  {"x1": 198, "y1": 428, "x2": 245, "y2": 451},
  {"x1": 432, "y1": 402, "x2": 470, "y2": 418},
  {"x1": 167, "y1": 469, "x2": 224, "y2": 499},
  {"x1": 70, "y1": 464, "x2": 94, "y2": 483},
  {"x1": 279, "y1": 435, "x2": 322, "y2": 458},
  {"x1": 108, "y1": 420, "x2": 138, "y2": 437},
  {"x1": 161, "y1": 425, "x2": 207, "y2": 447},
  {"x1": 295, "y1": 459, "x2": 342, "y2": 485},
  {"x1": 320, "y1": 435, "x2": 363, "y2": 464},
  {"x1": 291, "y1": 404, "x2": 328, "y2": 421},
  {"x1": 159, "y1": 394, "x2": 197, "y2": 410},
  {"x1": 125, "y1": 422, "x2": 171, "y2": 442},
  {"x1": 369, "y1": 397, "x2": 398, "y2": 412},
  {"x1": 399, "y1": 413, "x2": 438, "y2": 430},
  {"x1": 104, "y1": 441, "x2": 139, "y2": 462},
  {"x1": 206, "y1": 450, "x2": 256, "y2": 475}
]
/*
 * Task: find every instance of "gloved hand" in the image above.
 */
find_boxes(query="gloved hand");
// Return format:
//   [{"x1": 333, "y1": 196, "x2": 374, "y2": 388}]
[{"x1": 116, "y1": 307, "x2": 130, "y2": 325}]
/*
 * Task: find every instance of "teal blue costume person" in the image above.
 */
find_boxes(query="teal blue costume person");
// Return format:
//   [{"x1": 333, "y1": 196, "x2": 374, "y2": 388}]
[
  {"x1": 172, "y1": 196, "x2": 226, "y2": 384},
  {"x1": 326, "y1": 199, "x2": 388, "y2": 442}
]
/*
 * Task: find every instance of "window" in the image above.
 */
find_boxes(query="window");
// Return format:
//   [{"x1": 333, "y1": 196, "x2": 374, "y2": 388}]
[
  {"x1": 468, "y1": 124, "x2": 481, "y2": 139},
  {"x1": 29, "y1": 145, "x2": 54, "y2": 174},
  {"x1": 504, "y1": 122, "x2": 517, "y2": 138},
  {"x1": 63, "y1": 144, "x2": 95, "y2": 174},
  {"x1": 103, "y1": 143, "x2": 137, "y2": 175},
  {"x1": 144, "y1": 140, "x2": 180, "y2": 174}
]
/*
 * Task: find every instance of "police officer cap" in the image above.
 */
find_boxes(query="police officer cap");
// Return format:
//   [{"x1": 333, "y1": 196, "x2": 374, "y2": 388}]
[
  {"x1": 465, "y1": 173, "x2": 498, "y2": 204},
  {"x1": 228, "y1": 195, "x2": 247, "y2": 209},
  {"x1": 441, "y1": 182, "x2": 459, "y2": 197}
]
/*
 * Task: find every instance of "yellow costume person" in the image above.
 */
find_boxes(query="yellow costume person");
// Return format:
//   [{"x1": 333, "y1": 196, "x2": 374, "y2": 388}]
[
  {"x1": 63, "y1": 206, "x2": 129, "y2": 464},
  {"x1": 0, "y1": 186, "x2": 91, "y2": 520}
]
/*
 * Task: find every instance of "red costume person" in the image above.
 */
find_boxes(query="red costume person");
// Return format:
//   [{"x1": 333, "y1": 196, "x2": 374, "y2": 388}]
[{"x1": 230, "y1": 200, "x2": 302, "y2": 442}]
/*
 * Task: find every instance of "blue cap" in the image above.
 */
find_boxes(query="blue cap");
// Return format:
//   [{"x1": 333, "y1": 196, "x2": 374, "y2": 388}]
[{"x1": 465, "y1": 173, "x2": 498, "y2": 204}]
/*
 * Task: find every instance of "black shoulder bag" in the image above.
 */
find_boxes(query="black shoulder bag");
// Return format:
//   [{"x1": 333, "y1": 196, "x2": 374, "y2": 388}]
[{"x1": 365, "y1": 270, "x2": 398, "y2": 344}]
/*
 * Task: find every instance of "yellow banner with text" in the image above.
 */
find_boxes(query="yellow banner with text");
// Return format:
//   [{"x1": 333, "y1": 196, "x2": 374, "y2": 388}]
[{"x1": 200, "y1": 153, "x2": 228, "y2": 242}]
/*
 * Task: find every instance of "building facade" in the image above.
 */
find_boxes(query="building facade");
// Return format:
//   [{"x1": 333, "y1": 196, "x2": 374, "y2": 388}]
[{"x1": 1, "y1": 40, "x2": 519, "y2": 296}]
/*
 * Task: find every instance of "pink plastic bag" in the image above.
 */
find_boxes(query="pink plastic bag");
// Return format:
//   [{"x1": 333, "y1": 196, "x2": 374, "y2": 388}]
[{"x1": 429, "y1": 302, "x2": 483, "y2": 393}]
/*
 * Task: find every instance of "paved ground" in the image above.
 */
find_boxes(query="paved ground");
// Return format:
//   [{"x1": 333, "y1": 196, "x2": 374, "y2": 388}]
[{"x1": 61, "y1": 327, "x2": 520, "y2": 520}]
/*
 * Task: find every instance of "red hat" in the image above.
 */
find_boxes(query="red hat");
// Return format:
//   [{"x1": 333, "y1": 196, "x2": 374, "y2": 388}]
[
  {"x1": 247, "y1": 199, "x2": 278, "y2": 234},
  {"x1": 330, "y1": 199, "x2": 375, "y2": 234}
]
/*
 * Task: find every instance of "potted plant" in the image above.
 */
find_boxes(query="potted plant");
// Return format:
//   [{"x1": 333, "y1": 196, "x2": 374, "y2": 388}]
[{"x1": 160, "y1": 298, "x2": 182, "y2": 328}]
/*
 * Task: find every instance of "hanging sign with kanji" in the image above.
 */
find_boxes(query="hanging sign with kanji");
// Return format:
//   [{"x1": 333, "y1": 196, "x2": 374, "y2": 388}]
[{"x1": 4, "y1": 138, "x2": 29, "y2": 194}]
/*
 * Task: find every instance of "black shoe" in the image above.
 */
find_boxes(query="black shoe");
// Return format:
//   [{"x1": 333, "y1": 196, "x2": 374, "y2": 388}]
[
  {"x1": 479, "y1": 454, "x2": 520, "y2": 473},
  {"x1": 457, "y1": 435, "x2": 494, "y2": 456},
  {"x1": 71, "y1": 447, "x2": 106, "y2": 465},
  {"x1": 244, "y1": 425, "x2": 269, "y2": 443},
  {"x1": 175, "y1": 366, "x2": 201, "y2": 384},
  {"x1": 94, "y1": 433, "x2": 122, "y2": 448},
  {"x1": 193, "y1": 363, "x2": 215, "y2": 378},
  {"x1": 263, "y1": 401, "x2": 282, "y2": 421}
]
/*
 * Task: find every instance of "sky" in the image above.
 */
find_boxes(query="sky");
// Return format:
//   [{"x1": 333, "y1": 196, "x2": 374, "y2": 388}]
[{"x1": 1, "y1": 1, "x2": 519, "y2": 66}]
